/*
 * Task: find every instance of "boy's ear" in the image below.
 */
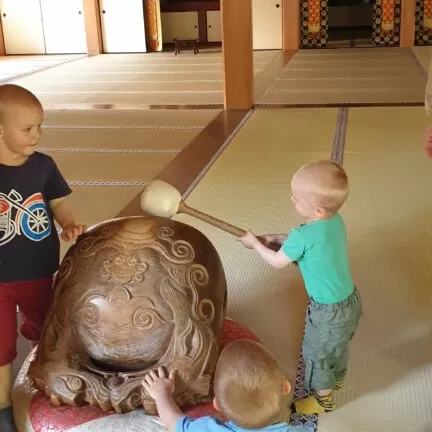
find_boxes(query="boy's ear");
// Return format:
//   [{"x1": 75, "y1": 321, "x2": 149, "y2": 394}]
[
  {"x1": 213, "y1": 397, "x2": 220, "y2": 412},
  {"x1": 282, "y1": 379, "x2": 291, "y2": 395}
]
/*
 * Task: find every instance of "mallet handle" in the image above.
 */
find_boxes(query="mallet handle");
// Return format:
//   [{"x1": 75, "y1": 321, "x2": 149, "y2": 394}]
[
  {"x1": 178, "y1": 203, "x2": 280, "y2": 251},
  {"x1": 179, "y1": 202, "x2": 245, "y2": 237}
]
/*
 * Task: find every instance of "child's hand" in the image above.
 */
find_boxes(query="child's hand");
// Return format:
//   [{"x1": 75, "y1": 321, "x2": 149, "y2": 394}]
[
  {"x1": 238, "y1": 230, "x2": 259, "y2": 249},
  {"x1": 259, "y1": 234, "x2": 283, "y2": 245},
  {"x1": 424, "y1": 126, "x2": 432, "y2": 159},
  {"x1": 61, "y1": 224, "x2": 86, "y2": 242},
  {"x1": 142, "y1": 367, "x2": 176, "y2": 400}
]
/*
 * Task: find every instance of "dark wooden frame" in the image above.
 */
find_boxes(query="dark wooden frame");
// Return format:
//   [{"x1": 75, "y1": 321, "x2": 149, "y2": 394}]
[
  {"x1": 160, "y1": 1, "x2": 220, "y2": 13},
  {"x1": 160, "y1": 1, "x2": 220, "y2": 46}
]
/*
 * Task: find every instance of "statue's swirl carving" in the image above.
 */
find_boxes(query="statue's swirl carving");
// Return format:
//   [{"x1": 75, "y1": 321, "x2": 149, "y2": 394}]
[
  {"x1": 188, "y1": 265, "x2": 209, "y2": 288},
  {"x1": 157, "y1": 227, "x2": 195, "y2": 263},
  {"x1": 57, "y1": 256, "x2": 73, "y2": 280},
  {"x1": 80, "y1": 304, "x2": 100, "y2": 327},
  {"x1": 132, "y1": 305, "x2": 164, "y2": 329},
  {"x1": 157, "y1": 226, "x2": 175, "y2": 240},
  {"x1": 76, "y1": 236, "x2": 98, "y2": 254}
]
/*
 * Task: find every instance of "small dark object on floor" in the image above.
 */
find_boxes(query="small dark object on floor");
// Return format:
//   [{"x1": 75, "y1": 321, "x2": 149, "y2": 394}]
[
  {"x1": 0, "y1": 406, "x2": 16, "y2": 432},
  {"x1": 174, "y1": 38, "x2": 199, "y2": 55}
]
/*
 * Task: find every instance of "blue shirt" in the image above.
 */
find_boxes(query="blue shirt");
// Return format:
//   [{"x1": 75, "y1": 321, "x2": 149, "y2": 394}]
[{"x1": 175, "y1": 416, "x2": 312, "y2": 432}]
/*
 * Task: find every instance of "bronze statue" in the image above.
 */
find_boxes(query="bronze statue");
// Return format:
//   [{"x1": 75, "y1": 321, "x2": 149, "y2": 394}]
[{"x1": 28, "y1": 216, "x2": 227, "y2": 415}]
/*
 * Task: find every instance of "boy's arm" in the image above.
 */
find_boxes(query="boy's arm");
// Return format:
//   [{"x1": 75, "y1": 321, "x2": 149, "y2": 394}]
[
  {"x1": 143, "y1": 368, "x2": 183, "y2": 432},
  {"x1": 50, "y1": 197, "x2": 85, "y2": 241},
  {"x1": 49, "y1": 197, "x2": 76, "y2": 229},
  {"x1": 153, "y1": 392, "x2": 183, "y2": 432},
  {"x1": 251, "y1": 238, "x2": 293, "y2": 268},
  {"x1": 240, "y1": 230, "x2": 304, "y2": 268}
]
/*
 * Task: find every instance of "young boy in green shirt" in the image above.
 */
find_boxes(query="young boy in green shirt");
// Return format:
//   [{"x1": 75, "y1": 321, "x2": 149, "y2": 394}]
[{"x1": 239, "y1": 160, "x2": 361, "y2": 413}]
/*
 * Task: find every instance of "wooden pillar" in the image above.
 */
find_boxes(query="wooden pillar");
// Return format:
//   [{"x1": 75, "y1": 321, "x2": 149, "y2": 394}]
[
  {"x1": 0, "y1": 17, "x2": 5, "y2": 56},
  {"x1": 221, "y1": 0, "x2": 253, "y2": 110},
  {"x1": 282, "y1": 0, "x2": 300, "y2": 51},
  {"x1": 400, "y1": 0, "x2": 416, "y2": 47},
  {"x1": 83, "y1": 0, "x2": 103, "y2": 55}
]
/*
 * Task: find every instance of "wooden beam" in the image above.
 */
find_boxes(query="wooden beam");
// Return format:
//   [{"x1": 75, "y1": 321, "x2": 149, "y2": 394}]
[
  {"x1": 198, "y1": 10, "x2": 208, "y2": 45},
  {"x1": 282, "y1": 0, "x2": 300, "y2": 51},
  {"x1": 83, "y1": 0, "x2": 103, "y2": 55},
  {"x1": 400, "y1": 0, "x2": 415, "y2": 48},
  {"x1": 221, "y1": 0, "x2": 253, "y2": 109},
  {"x1": 161, "y1": 1, "x2": 220, "y2": 12},
  {"x1": 0, "y1": 15, "x2": 5, "y2": 56}
]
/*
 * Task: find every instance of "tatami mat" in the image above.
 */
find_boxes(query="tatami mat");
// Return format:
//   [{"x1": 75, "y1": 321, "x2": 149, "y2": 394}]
[
  {"x1": 342, "y1": 107, "x2": 432, "y2": 243},
  {"x1": 58, "y1": 185, "x2": 144, "y2": 259},
  {"x1": 317, "y1": 106, "x2": 432, "y2": 431},
  {"x1": 0, "y1": 55, "x2": 83, "y2": 82},
  {"x1": 38, "y1": 108, "x2": 219, "y2": 255},
  {"x1": 40, "y1": 129, "x2": 188, "y2": 151},
  {"x1": 174, "y1": 108, "x2": 338, "y2": 386},
  {"x1": 69, "y1": 186, "x2": 143, "y2": 226},
  {"x1": 39, "y1": 109, "x2": 219, "y2": 151},
  {"x1": 258, "y1": 48, "x2": 426, "y2": 106},
  {"x1": 51, "y1": 152, "x2": 171, "y2": 181},
  {"x1": 9, "y1": 51, "x2": 278, "y2": 106},
  {"x1": 43, "y1": 109, "x2": 218, "y2": 126}
]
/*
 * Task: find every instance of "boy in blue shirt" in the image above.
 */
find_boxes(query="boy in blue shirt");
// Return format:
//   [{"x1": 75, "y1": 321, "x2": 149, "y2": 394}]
[
  {"x1": 142, "y1": 340, "x2": 312, "y2": 432},
  {"x1": 239, "y1": 160, "x2": 361, "y2": 414}
]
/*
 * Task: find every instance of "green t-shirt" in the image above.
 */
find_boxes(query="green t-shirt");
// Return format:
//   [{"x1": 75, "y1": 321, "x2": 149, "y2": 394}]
[{"x1": 281, "y1": 213, "x2": 354, "y2": 304}]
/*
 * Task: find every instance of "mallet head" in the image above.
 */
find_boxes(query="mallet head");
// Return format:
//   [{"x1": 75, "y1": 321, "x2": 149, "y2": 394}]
[{"x1": 141, "y1": 179, "x2": 182, "y2": 218}]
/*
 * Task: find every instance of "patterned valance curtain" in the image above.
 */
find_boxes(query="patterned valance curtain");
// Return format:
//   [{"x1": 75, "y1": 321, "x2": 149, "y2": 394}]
[
  {"x1": 372, "y1": 0, "x2": 401, "y2": 46},
  {"x1": 415, "y1": 0, "x2": 432, "y2": 45},
  {"x1": 301, "y1": 0, "x2": 329, "y2": 48}
]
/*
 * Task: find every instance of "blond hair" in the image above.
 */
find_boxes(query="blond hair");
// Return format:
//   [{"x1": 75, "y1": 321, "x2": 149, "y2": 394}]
[
  {"x1": 294, "y1": 159, "x2": 349, "y2": 212},
  {"x1": 0, "y1": 84, "x2": 42, "y2": 122},
  {"x1": 213, "y1": 340, "x2": 286, "y2": 429}
]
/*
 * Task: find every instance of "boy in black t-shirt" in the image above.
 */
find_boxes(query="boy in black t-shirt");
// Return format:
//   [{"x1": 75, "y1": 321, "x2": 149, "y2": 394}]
[{"x1": 0, "y1": 84, "x2": 85, "y2": 432}]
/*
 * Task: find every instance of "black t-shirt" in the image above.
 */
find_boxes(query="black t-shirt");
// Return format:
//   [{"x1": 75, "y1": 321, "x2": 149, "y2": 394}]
[{"x1": 0, "y1": 152, "x2": 72, "y2": 282}]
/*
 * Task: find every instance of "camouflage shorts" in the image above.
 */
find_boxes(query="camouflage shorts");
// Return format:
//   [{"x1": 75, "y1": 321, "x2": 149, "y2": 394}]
[{"x1": 302, "y1": 288, "x2": 362, "y2": 392}]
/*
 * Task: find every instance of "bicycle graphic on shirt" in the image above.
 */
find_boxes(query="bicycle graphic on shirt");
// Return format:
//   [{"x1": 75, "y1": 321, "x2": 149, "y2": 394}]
[{"x1": 0, "y1": 190, "x2": 51, "y2": 246}]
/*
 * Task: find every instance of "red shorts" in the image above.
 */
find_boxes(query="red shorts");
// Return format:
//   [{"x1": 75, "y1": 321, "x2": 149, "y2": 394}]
[{"x1": 0, "y1": 277, "x2": 53, "y2": 366}]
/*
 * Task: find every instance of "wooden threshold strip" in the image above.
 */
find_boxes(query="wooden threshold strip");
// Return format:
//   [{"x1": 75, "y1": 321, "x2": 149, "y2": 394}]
[
  {"x1": 254, "y1": 50, "x2": 296, "y2": 101},
  {"x1": 256, "y1": 102, "x2": 425, "y2": 108}
]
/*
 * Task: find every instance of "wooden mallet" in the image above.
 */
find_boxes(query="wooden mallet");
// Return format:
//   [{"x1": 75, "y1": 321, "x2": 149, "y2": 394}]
[{"x1": 140, "y1": 180, "x2": 280, "y2": 251}]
